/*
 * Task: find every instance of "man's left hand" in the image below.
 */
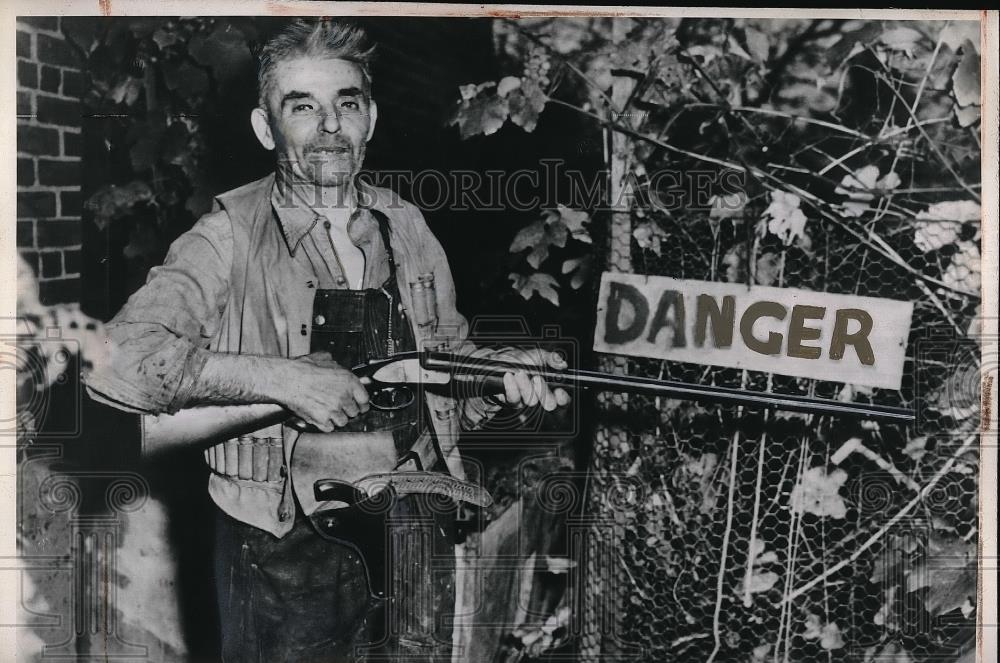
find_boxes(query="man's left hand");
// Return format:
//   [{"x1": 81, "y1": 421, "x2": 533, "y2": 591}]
[{"x1": 495, "y1": 349, "x2": 572, "y2": 412}]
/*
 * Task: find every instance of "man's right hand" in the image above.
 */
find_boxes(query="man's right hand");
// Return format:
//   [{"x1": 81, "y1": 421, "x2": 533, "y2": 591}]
[{"x1": 278, "y1": 351, "x2": 370, "y2": 432}]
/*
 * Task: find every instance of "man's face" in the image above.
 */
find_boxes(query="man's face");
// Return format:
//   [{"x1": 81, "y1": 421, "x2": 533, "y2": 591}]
[{"x1": 252, "y1": 55, "x2": 376, "y2": 190}]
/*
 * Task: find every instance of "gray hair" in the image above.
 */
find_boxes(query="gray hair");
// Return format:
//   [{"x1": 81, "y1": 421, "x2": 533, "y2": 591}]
[{"x1": 255, "y1": 18, "x2": 376, "y2": 109}]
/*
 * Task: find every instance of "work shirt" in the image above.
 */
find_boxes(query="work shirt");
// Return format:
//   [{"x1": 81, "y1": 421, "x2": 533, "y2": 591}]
[{"x1": 85, "y1": 173, "x2": 496, "y2": 536}]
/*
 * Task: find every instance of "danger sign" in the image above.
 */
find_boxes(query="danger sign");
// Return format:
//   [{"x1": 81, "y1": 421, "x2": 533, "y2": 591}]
[{"x1": 594, "y1": 272, "x2": 913, "y2": 389}]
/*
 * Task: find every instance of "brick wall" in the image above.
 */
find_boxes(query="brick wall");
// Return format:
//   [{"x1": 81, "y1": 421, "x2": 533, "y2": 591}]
[{"x1": 16, "y1": 16, "x2": 85, "y2": 306}]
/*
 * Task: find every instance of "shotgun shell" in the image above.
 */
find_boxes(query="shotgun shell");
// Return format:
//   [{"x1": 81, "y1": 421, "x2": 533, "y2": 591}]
[
  {"x1": 238, "y1": 436, "x2": 253, "y2": 480},
  {"x1": 418, "y1": 273, "x2": 438, "y2": 325},
  {"x1": 267, "y1": 438, "x2": 283, "y2": 482},
  {"x1": 212, "y1": 443, "x2": 225, "y2": 476},
  {"x1": 224, "y1": 439, "x2": 239, "y2": 477},
  {"x1": 252, "y1": 440, "x2": 268, "y2": 482},
  {"x1": 410, "y1": 280, "x2": 432, "y2": 327}
]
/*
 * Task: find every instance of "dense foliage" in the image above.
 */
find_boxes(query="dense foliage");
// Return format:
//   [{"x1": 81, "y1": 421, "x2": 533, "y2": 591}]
[{"x1": 450, "y1": 17, "x2": 982, "y2": 663}]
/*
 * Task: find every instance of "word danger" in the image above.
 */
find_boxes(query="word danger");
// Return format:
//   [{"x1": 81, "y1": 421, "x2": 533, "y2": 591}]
[{"x1": 594, "y1": 273, "x2": 912, "y2": 389}]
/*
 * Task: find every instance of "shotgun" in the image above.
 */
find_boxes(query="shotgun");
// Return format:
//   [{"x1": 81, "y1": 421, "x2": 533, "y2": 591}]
[{"x1": 141, "y1": 349, "x2": 914, "y2": 453}]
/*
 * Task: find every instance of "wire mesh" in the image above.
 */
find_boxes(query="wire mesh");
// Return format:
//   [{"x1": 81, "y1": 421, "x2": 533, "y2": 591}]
[{"x1": 581, "y1": 205, "x2": 981, "y2": 662}]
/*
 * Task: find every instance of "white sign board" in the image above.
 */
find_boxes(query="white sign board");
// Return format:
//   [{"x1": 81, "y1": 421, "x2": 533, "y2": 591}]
[{"x1": 594, "y1": 272, "x2": 913, "y2": 390}]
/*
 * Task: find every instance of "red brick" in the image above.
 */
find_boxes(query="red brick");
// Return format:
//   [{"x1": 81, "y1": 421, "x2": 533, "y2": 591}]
[
  {"x1": 40, "y1": 251, "x2": 63, "y2": 278},
  {"x1": 60, "y1": 190, "x2": 82, "y2": 217},
  {"x1": 38, "y1": 159, "x2": 79, "y2": 186},
  {"x1": 17, "y1": 158, "x2": 35, "y2": 186},
  {"x1": 18, "y1": 60, "x2": 38, "y2": 88},
  {"x1": 39, "y1": 277, "x2": 80, "y2": 306},
  {"x1": 17, "y1": 192, "x2": 57, "y2": 218},
  {"x1": 36, "y1": 219, "x2": 81, "y2": 246},
  {"x1": 18, "y1": 125, "x2": 60, "y2": 155},
  {"x1": 17, "y1": 91, "x2": 32, "y2": 117},
  {"x1": 37, "y1": 95, "x2": 83, "y2": 127},
  {"x1": 63, "y1": 131, "x2": 82, "y2": 157},
  {"x1": 62, "y1": 70, "x2": 86, "y2": 98},
  {"x1": 40, "y1": 66, "x2": 60, "y2": 93},
  {"x1": 17, "y1": 221, "x2": 36, "y2": 249},
  {"x1": 16, "y1": 31, "x2": 31, "y2": 58},
  {"x1": 64, "y1": 248, "x2": 82, "y2": 275},
  {"x1": 36, "y1": 33, "x2": 81, "y2": 68}
]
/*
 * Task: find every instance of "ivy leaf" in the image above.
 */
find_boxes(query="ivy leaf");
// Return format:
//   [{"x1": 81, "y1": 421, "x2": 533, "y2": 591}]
[
  {"x1": 744, "y1": 569, "x2": 780, "y2": 594},
  {"x1": 837, "y1": 383, "x2": 873, "y2": 403},
  {"x1": 497, "y1": 76, "x2": 522, "y2": 97},
  {"x1": 835, "y1": 165, "x2": 879, "y2": 217},
  {"x1": 109, "y1": 76, "x2": 143, "y2": 106},
  {"x1": 152, "y1": 27, "x2": 179, "y2": 49},
  {"x1": 451, "y1": 93, "x2": 509, "y2": 139},
  {"x1": 685, "y1": 44, "x2": 723, "y2": 65},
  {"x1": 561, "y1": 256, "x2": 593, "y2": 289},
  {"x1": 879, "y1": 27, "x2": 923, "y2": 58},
  {"x1": 940, "y1": 22, "x2": 980, "y2": 54},
  {"x1": 952, "y1": 40, "x2": 981, "y2": 108},
  {"x1": 556, "y1": 205, "x2": 592, "y2": 243},
  {"x1": 954, "y1": 103, "x2": 981, "y2": 127},
  {"x1": 722, "y1": 245, "x2": 745, "y2": 283},
  {"x1": 790, "y1": 467, "x2": 848, "y2": 519},
  {"x1": 509, "y1": 220, "x2": 545, "y2": 254},
  {"x1": 802, "y1": 613, "x2": 823, "y2": 639},
  {"x1": 753, "y1": 252, "x2": 781, "y2": 287},
  {"x1": 877, "y1": 171, "x2": 901, "y2": 191},
  {"x1": 826, "y1": 24, "x2": 882, "y2": 65},
  {"x1": 509, "y1": 272, "x2": 560, "y2": 306},
  {"x1": 527, "y1": 244, "x2": 550, "y2": 269},
  {"x1": 819, "y1": 623, "x2": 845, "y2": 650},
  {"x1": 508, "y1": 78, "x2": 547, "y2": 132},
  {"x1": 632, "y1": 220, "x2": 667, "y2": 256},
  {"x1": 744, "y1": 27, "x2": 770, "y2": 62},
  {"x1": 586, "y1": 54, "x2": 614, "y2": 91},
  {"x1": 762, "y1": 190, "x2": 808, "y2": 245},
  {"x1": 188, "y1": 24, "x2": 251, "y2": 76},
  {"x1": 916, "y1": 200, "x2": 981, "y2": 222},
  {"x1": 726, "y1": 34, "x2": 752, "y2": 61},
  {"x1": 941, "y1": 241, "x2": 980, "y2": 294},
  {"x1": 85, "y1": 181, "x2": 156, "y2": 231},
  {"x1": 902, "y1": 436, "x2": 929, "y2": 462},
  {"x1": 742, "y1": 538, "x2": 780, "y2": 599},
  {"x1": 803, "y1": 614, "x2": 844, "y2": 649},
  {"x1": 709, "y1": 191, "x2": 748, "y2": 219},
  {"x1": 906, "y1": 534, "x2": 976, "y2": 617},
  {"x1": 459, "y1": 81, "x2": 495, "y2": 100}
]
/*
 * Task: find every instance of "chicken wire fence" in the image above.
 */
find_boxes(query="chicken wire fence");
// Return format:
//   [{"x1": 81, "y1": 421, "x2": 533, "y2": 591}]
[{"x1": 576, "y1": 208, "x2": 981, "y2": 662}]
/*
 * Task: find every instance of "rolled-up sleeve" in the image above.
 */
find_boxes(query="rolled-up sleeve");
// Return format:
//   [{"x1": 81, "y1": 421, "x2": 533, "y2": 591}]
[{"x1": 84, "y1": 210, "x2": 233, "y2": 415}]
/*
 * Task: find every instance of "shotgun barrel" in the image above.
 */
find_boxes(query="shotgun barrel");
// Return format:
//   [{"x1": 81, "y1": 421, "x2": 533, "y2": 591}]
[{"x1": 418, "y1": 351, "x2": 914, "y2": 424}]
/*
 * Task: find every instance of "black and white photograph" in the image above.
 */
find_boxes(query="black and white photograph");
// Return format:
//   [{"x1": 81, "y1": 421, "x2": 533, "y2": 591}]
[{"x1": 5, "y1": 4, "x2": 997, "y2": 663}]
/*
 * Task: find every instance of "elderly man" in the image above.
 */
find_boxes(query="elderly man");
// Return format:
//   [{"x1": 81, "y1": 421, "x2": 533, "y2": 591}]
[{"x1": 86, "y1": 18, "x2": 568, "y2": 663}]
